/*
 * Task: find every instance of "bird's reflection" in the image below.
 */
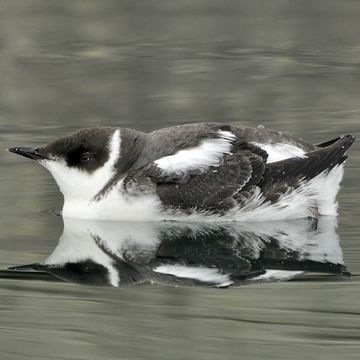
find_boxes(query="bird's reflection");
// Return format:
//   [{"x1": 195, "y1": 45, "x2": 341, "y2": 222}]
[{"x1": 10, "y1": 216, "x2": 349, "y2": 287}]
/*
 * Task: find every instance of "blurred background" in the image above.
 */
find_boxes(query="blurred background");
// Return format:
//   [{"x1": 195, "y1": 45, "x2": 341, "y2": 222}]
[{"x1": 0, "y1": 1, "x2": 359, "y2": 360}]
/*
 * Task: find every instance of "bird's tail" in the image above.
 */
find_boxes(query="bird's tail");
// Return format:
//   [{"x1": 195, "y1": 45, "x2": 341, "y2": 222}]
[
  {"x1": 262, "y1": 135, "x2": 355, "y2": 187},
  {"x1": 259, "y1": 135, "x2": 355, "y2": 217}
]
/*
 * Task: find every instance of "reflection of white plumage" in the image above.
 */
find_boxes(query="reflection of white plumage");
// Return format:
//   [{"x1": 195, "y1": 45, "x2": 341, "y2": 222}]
[
  {"x1": 9, "y1": 123, "x2": 354, "y2": 221},
  {"x1": 12, "y1": 216, "x2": 348, "y2": 287}
]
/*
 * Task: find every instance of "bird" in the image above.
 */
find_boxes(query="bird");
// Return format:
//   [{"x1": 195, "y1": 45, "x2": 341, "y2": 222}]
[{"x1": 8, "y1": 122, "x2": 355, "y2": 222}]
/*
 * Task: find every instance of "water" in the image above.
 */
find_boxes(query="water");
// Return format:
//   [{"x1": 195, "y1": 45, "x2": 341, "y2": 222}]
[{"x1": 1, "y1": 1, "x2": 360, "y2": 359}]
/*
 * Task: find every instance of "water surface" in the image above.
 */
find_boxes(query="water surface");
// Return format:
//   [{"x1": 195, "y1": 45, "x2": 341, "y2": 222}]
[{"x1": 0, "y1": 1, "x2": 360, "y2": 359}]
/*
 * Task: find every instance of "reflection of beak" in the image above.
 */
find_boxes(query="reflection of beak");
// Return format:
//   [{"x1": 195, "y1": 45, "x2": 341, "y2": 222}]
[{"x1": 8, "y1": 147, "x2": 48, "y2": 161}]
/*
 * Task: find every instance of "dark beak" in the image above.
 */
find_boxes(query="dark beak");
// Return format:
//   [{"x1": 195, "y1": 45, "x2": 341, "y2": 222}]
[
  {"x1": 8, "y1": 263, "x2": 44, "y2": 271},
  {"x1": 8, "y1": 146, "x2": 48, "y2": 160}
]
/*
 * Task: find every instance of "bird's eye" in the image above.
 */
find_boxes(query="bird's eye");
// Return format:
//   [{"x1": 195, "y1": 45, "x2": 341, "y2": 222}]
[{"x1": 80, "y1": 152, "x2": 92, "y2": 162}]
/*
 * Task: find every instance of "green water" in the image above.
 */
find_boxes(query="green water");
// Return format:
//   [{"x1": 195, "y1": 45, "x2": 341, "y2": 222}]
[{"x1": 0, "y1": 1, "x2": 360, "y2": 359}]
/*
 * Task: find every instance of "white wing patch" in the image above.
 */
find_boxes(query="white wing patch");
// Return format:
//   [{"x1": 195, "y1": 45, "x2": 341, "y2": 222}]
[
  {"x1": 251, "y1": 142, "x2": 307, "y2": 163},
  {"x1": 155, "y1": 130, "x2": 236, "y2": 174}
]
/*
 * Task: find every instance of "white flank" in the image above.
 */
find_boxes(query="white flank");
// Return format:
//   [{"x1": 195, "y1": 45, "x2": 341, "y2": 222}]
[
  {"x1": 154, "y1": 264, "x2": 233, "y2": 287},
  {"x1": 224, "y1": 165, "x2": 344, "y2": 222},
  {"x1": 160, "y1": 164, "x2": 344, "y2": 222},
  {"x1": 251, "y1": 142, "x2": 307, "y2": 163},
  {"x1": 155, "y1": 130, "x2": 236, "y2": 175}
]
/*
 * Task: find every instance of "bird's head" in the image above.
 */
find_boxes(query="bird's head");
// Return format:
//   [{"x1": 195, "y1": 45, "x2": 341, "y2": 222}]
[{"x1": 9, "y1": 127, "x2": 122, "y2": 201}]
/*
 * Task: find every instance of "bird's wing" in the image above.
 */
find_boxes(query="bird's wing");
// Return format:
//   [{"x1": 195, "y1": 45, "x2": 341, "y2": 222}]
[{"x1": 123, "y1": 139, "x2": 267, "y2": 213}]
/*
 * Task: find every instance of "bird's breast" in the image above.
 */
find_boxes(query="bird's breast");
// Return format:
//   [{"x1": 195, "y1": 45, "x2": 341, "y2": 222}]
[{"x1": 62, "y1": 182, "x2": 163, "y2": 221}]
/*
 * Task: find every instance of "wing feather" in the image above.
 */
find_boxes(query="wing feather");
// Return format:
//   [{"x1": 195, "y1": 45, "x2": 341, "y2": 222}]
[
  {"x1": 156, "y1": 148, "x2": 266, "y2": 213},
  {"x1": 123, "y1": 140, "x2": 267, "y2": 213}
]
